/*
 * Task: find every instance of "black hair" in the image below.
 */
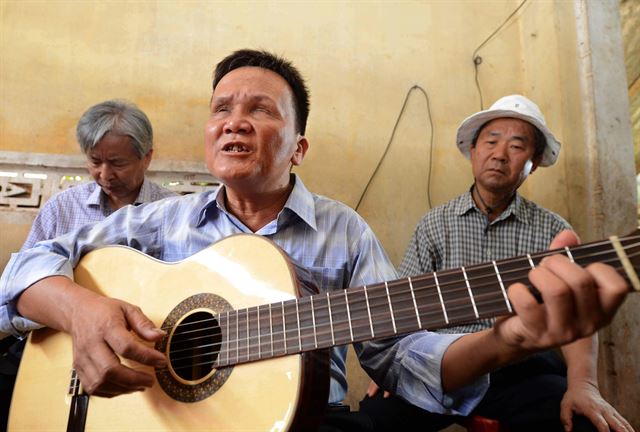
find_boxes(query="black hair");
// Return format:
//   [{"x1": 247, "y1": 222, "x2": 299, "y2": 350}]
[{"x1": 212, "y1": 49, "x2": 310, "y2": 135}]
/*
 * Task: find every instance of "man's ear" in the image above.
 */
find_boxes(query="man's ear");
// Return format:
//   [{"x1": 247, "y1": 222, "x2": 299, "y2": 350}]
[
  {"x1": 530, "y1": 154, "x2": 542, "y2": 175},
  {"x1": 143, "y1": 148, "x2": 154, "y2": 170},
  {"x1": 291, "y1": 135, "x2": 309, "y2": 166}
]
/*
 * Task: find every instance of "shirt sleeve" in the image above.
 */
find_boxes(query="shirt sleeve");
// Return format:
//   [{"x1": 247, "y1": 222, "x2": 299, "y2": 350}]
[
  {"x1": 398, "y1": 216, "x2": 438, "y2": 278},
  {"x1": 354, "y1": 221, "x2": 489, "y2": 415},
  {"x1": 19, "y1": 199, "x2": 59, "y2": 252},
  {"x1": 0, "y1": 202, "x2": 165, "y2": 336}
]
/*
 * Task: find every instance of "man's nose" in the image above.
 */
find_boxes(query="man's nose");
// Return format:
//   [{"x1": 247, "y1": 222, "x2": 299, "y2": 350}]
[
  {"x1": 491, "y1": 142, "x2": 509, "y2": 161},
  {"x1": 99, "y1": 164, "x2": 114, "y2": 181},
  {"x1": 223, "y1": 110, "x2": 251, "y2": 134}
]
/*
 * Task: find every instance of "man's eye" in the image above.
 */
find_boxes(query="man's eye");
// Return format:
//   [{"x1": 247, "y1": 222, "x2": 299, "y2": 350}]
[{"x1": 214, "y1": 105, "x2": 229, "y2": 113}]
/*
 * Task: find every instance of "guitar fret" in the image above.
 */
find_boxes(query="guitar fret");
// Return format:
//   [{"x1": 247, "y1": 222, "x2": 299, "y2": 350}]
[
  {"x1": 344, "y1": 290, "x2": 354, "y2": 342},
  {"x1": 295, "y1": 299, "x2": 302, "y2": 351},
  {"x1": 407, "y1": 277, "x2": 422, "y2": 329},
  {"x1": 364, "y1": 285, "x2": 375, "y2": 338},
  {"x1": 297, "y1": 297, "x2": 316, "y2": 352},
  {"x1": 257, "y1": 305, "x2": 270, "y2": 361},
  {"x1": 246, "y1": 309, "x2": 250, "y2": 361},
  {"x1": 527, "y1": 253, "x2": 535, "y2": 269},
  {"x1": 492, "y1": 260, "x2": 512, "y2": 313},
  {"x1": 327, "y1": 292, "x2": 336, "y2": 346},
  {"x1": 433, "y1": 272, "x2": 449, "y2": 324},
  {"x1": 235, "y1": 309, "x2": 239, "y2": 362},
  {"x1": 384, "y1": 281, "x2": 397, "y2": 334},
  {"x1": 269, "y1": 304, "x2": 274, "y2": 357},
  {"x1": 257, "y1": 306, "x2": 261, "y2": 359},
  {"x1": 461, "y1": 266, "x2": 479, "y2": 319},
  {"x1": 564, "y1": 246, "x2": 575, "y2": 262},
  {"x1": 310, "y1": 296, "x2": 318, "y2": 349},
  {"x1": 282, "y1": 299, "x2": 299, "y2": 355},
  {"x1": 270, "y1": 302, "x2": 285, "y2": 356},
  {"x1": 281, "y1": 302, "x2": 287, "y2": 352},
  {"x1": 225, "y1": 311, "x2": 230, "y2": 366}
]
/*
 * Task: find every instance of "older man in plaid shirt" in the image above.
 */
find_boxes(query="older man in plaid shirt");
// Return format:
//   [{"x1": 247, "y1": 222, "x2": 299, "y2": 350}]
[{"x1": 361, "y1": 95, "x2": 633, "y2": 432}]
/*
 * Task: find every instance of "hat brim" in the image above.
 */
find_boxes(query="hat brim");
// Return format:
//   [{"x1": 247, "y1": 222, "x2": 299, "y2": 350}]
[{"x1": 456, "y1": 109, "x2": 561, "y2": 167}]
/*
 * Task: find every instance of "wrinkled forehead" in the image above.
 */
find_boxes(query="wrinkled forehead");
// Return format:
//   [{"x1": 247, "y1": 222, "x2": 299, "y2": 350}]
[
  {"x1": 478, "y1": 117, "x2": 536, "y2": 139},
  {"x1": 213, "y1": 66, "x2": 294, "y2": 105}
]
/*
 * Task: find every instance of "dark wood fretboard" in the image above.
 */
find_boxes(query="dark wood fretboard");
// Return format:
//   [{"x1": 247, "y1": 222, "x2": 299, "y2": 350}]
[{"x1": 173, "y1": 231, "x2": 640, "y2": 369}]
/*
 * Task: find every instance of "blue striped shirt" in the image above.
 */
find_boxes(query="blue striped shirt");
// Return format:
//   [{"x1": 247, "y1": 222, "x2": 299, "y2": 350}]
[{"x1": 0, "y1": 175, "x2": 482, "y2": 412}]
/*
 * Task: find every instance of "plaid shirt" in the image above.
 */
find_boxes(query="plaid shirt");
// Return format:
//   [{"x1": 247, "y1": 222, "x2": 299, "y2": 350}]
[{"x1": 399, "y1": 190, "x2": 570, "y2": 333}]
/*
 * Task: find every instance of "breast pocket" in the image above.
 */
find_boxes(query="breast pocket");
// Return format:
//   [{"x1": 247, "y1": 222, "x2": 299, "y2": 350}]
[{"x1": 306, "y1": 267, "x2": 347, "y2": 293}]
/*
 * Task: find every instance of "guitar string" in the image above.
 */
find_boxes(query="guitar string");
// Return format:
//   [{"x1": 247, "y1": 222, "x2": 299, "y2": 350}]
[
  {"x1": 161, "y1": 234, "x2": 640, "y2": 334},
  {"x1": 166, "y1": 260, "x2": 633, "y2": 374},
  {"x1": 164, "y1": 246, "x2": 636, "y2": 363},
  {"x1": 160, "y1": 248, "x2": 638, "y2": 370},
  {"x1": 161, "y1": 243, "x2": 637, "y2": 353},
  {"x1": 161, "y1": 241, "x2": 635, "y2": 336},
  {"x1": 164, "y1": 257, "x2": 632, "y2": 374},
  {"x1": 164, "y1": 236, "x2": 640, "y2": 354},
  {"x1": 161, "y1": 237, "x2": 637, "y2": 335}
]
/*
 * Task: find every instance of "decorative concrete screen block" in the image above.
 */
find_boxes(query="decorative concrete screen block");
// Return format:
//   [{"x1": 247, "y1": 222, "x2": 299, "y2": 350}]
[
  {"x1": 0, "y1": 176, "x2": 43, "y2": 208},
  {"x1": 0, "y1": 151, "x2": 219, "y2": 212}
]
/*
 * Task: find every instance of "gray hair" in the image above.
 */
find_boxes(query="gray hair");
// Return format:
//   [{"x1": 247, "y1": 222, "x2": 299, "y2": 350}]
[{"x1": 76, "y1": 100, "x2": 153, "y2": 158}]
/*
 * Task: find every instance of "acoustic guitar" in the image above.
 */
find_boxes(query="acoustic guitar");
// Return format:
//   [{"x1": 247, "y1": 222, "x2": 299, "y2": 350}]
[{"x1": 8, "y1": 232, "x2": 640, "y2": 431}]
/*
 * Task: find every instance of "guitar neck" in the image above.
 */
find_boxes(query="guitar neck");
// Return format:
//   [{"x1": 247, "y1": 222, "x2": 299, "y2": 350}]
[{"x1": 206, "y1": 232, "x2": 640, "y2": 368}]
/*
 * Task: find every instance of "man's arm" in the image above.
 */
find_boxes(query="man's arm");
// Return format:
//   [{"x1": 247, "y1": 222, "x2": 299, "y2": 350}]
[
  {"x1": 560, "y1": 337, "x2": 634, "y2": 432},
  {"x1": 1, "y1": 200, "x2": 171, "y2": 395},
  {"x1": 17, "y1": 275, "x2": 166, "y2": 396},
  {"x1": 361, "y1": 230, "x2": 629, "y2": 416}
]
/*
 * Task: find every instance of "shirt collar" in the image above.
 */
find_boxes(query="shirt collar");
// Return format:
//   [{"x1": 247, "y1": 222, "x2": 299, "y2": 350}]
[
  {"x1": 133, "y1": 178, "x2": 155, "y2": 204},
  {"x1": 454, "y1": 190, "x2": 477, "y2": 216},
  {"x1": 502, "y1": 193, "x2": 529, "y2": 224},
  {"x1": 86, "y1": 182, "x2": 103, "y2": 207},
  {"x1": 455, "y1": 188, "x2": 529, "y2": 224},
  {"x1": 195, "y1": 174, "x2": 318, "y2": 231},
  {"x1": 282, "y1": 174, "x2": 317, "y2": 231},
  {"x1": 196, "y1": 187, "x2": 223, "y2": 227},
  {"x1": 86, "y1": 178, "x2": 153, "y2": 211}
]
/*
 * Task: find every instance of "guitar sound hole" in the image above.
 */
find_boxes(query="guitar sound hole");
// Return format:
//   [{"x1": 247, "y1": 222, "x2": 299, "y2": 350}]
[{"x1": 169, "y1": 311, "x2": 222, "y2": 382}]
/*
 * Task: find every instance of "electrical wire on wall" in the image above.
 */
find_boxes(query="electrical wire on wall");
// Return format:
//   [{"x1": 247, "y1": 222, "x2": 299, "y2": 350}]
[
  {"x1": 472, "y1": 0, "x2": 528, "y2": 110},
  {"x1": 355, "y1": 0, "x2": 530, "y2": 215},
  {"x1": 354, "y1": 84, "x2": 434, "y2": 212}
]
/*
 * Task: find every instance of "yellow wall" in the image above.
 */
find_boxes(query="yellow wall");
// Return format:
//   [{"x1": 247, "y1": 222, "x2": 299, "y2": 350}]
[
  {"x1": 1, "y1": 0, "x2": 586, "y2": 265},
  {"x1": 2, "y1": 1, "x2": 638, "y2": 423}
]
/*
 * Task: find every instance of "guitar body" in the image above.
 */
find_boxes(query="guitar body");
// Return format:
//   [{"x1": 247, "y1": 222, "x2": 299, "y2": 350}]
[
  {"x1": 9, "y1": 235, "x2": 329, "y2": 431},
  {"x1": 11, "y1": 229, "x2": 637, "y2": 431}
]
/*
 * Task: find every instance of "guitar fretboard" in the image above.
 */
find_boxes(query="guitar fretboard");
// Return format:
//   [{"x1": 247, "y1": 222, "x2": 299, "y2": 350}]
[{"x1": 167, "y1": 233, "x2": 640, "y2": 370}]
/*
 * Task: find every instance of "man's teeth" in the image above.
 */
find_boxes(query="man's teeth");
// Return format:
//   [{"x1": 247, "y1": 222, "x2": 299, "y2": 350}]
[{"x1": 226, "y1": 145, "x2": 248, "y2": 152}]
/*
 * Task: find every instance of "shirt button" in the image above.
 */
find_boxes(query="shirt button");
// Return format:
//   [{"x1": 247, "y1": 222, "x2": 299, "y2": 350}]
[{"x1": 485, "y1": 249, "x2": 492, "y2": 257}]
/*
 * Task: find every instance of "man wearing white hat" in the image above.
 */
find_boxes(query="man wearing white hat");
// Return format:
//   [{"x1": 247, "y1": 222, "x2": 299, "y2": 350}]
[{"x1": 361, "y1": 95, "x2": 632, "y2": 431}]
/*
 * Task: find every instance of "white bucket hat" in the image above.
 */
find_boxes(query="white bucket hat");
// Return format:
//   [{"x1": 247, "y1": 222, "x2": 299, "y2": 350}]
[{"x1": 456, "y1": 94, "x2": 561, "y2": 167}]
